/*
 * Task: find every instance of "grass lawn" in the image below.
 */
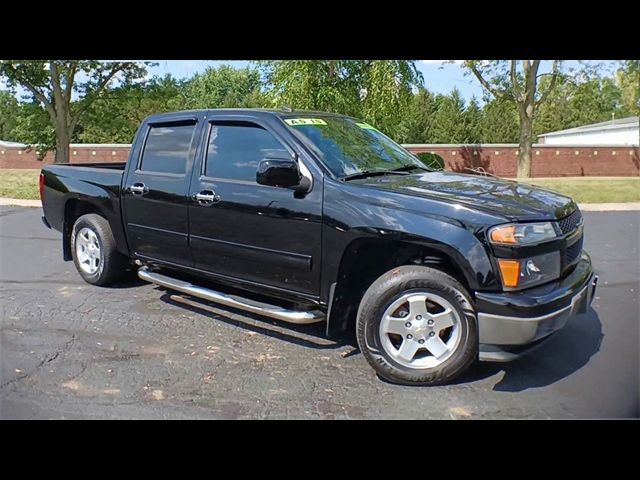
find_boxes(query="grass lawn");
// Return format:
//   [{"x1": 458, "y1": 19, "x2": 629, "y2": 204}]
[
  {"x1": 521, "y1": 177, "x2": 640, "y2": 203},
  {"x1": 0, "y1": 169, "x2": 41, "y2": 200},
  {"x1": 0, "y1": 169, "x2": 638, "y2": 203}
]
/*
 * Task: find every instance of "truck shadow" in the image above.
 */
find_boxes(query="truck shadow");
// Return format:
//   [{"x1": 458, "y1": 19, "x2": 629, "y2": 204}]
[
  {"x1": 154, "y1": 282, "x2": 603, "y2": 392},
  {"x1": 105, "y1": 271, "x2": 148, "y2": 289},
  {"x1": 456, "y1": 307, "x2": 604, "y2": 392},
  {"x1": 157, "y1": 290, "x2": 357, "y2": 352}
]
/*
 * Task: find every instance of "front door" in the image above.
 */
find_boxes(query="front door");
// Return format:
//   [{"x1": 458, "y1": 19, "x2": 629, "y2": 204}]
[
  {"x1": 188, "y1": 118, "x2": 323, "y2": 296},
  {"x1": 122, "y1": 117, "x2": 201, "y2": 266}
]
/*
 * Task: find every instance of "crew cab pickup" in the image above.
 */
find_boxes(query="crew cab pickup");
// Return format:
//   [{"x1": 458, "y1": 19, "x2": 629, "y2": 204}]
[{"x1": 40, "y1": 109, "x2": 598, "y2": 385}]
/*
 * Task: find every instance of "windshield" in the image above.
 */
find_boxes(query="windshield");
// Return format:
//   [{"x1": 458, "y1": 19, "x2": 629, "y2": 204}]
[{"x1": 283, "y1": 116, "x2": 428, "y2": 178}]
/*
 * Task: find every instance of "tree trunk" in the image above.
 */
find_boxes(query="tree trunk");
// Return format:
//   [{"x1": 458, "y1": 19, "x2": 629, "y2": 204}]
[
  {"x1": 517, "y1": 107, "x2": 534, "y2": 178},
  {"x1": 54, "y1": 119, "x2": 70, "y2": 164}
]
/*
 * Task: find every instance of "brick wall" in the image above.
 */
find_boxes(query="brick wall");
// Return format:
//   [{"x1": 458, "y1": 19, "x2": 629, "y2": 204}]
[
  {"x1": 0, "y1": 145, "x2": 131, "y2": 169},
  {"x1": 1, "y1": 142, "x2": 639, "y2": 177},
  {"x1": 404, "y1": 144, "x2": 640, "y2": 177}
]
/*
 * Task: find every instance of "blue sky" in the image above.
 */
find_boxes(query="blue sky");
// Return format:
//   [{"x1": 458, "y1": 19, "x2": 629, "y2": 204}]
[{"x1": 148, "y1": 60, "x2": 621, "y2": 103}]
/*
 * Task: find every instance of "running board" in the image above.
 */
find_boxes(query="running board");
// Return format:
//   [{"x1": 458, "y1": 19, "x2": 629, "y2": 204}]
[{"x1": 138, "y1": 268, "x2": 325, "y2": 325}]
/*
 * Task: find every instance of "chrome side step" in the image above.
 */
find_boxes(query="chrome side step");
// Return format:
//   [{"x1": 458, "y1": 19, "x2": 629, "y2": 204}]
[{"x1": 138, "y1": 268, "x2": 325, "y2": 325}]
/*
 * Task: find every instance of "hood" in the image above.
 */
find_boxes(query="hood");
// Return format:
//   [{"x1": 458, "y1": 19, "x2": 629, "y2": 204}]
[{"x1": 357, "y1": 171, "x2": 576, "y2": 220}]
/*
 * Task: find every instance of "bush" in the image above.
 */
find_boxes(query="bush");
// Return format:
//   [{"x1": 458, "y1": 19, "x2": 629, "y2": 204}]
[{"x1": 415, "y1": 152, "x2": 445, "y2": 170}]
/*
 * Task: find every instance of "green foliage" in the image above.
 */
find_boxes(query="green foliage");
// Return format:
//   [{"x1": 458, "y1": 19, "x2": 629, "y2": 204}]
[
  {"x1": 0, "y1": 90, "x2": 20, "y2": 140},
  {"x1": 258, "y1": 60, "x2": 361, "y2": 114},
  {"x1": 463, "y1": 97, "x2": 482, "y2": 143},
  {"x1": 616, "y1": 61, "x2": 639, "y2": 116},
  {"x1": 534, "y1": 72, "x2": 636, "y2": 136},
  {"x1": 77, "y1": 75, "x2": 185, "y2": 143},
  {"x1": 0, "y1": 60, "x2": 153, "y2": 162},
  {"x1": 184, "y1": 65, "x2": 265, "y2": 109},
  {"x1": 479, "y1": 99, "x2": 519, "y2": 143},
  {"x1": 430, "y1": 89, "x2": 469, "y2": 143},
  {"x1": 415, "y1": 152, "x2": 444, "y2": 170},
  {"x1": 398, "y1": 88, "x2": 437, "y2": 143},
  {"x1": 11, "y1": 102, "x2": 56, "y2": 156},
  {"x1": 360, "y1": 61, "x2": 423, "y2": 141},
  {"x1": 257, "y1": 60, "x2": 423, "y2": 140}
]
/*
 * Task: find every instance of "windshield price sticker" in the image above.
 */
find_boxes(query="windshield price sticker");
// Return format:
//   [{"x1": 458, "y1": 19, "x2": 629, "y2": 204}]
[
  {"x1": 284, "y1": 118, "x2": 327, "y2": 126},
  {"x1": 355, "y1": 122, "x2": 377, "y2": 130}
]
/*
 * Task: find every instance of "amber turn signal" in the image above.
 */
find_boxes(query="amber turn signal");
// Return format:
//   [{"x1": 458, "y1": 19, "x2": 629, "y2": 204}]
[
  {"x1": 497, "y1": 259, "x2": 520, "y2": 288},
  {"x1": 490, "y1": 225, "x2": 517, "y2": 244}
]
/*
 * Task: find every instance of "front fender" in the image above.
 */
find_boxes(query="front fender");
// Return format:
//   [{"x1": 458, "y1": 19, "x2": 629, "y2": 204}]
[{"x1": 320, "y1": 179, "x2": 503, "y2": 303}]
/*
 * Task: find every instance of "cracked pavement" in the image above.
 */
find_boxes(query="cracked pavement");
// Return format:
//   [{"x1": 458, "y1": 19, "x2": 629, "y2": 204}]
[{"x1": 1, "y1": 206, "x2": 638, "y2": 419}]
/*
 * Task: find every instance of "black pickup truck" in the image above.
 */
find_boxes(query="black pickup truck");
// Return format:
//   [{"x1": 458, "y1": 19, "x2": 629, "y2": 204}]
[{"x1": 40, "y1": 109, "x2": 598, "y2": 385}]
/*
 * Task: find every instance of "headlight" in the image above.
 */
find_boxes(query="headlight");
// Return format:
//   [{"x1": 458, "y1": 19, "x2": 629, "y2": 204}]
[
  {"x1": 497, "y1": 251, "x2": 561, "y2": 289},
  {"x1": 489, "y1": 222, "x2": 557, "y2": 245}
]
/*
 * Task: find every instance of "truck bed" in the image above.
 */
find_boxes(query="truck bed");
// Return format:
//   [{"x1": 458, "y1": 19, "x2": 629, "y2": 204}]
[{"x1": 41, "y1": 162, "x2": 127, "y2": 236}]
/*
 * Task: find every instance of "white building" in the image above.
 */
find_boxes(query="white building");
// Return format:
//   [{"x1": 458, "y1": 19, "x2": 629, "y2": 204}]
[{"x1": 537, "y1": 116, "x2": 639, "y2": 146}]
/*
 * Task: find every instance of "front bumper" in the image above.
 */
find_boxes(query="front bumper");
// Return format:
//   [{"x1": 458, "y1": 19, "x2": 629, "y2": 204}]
[{"x1": 475, "y1": 251, "x2": 597, "y2": 361}]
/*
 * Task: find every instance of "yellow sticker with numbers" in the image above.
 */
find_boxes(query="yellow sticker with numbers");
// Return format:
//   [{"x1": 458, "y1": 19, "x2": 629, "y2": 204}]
[
  {"x1": 355, "y1": 122, "x2": 377, "y2": 130},
  {"x1": 284, "y1": 118, "x2": 328, "y2": 126}
]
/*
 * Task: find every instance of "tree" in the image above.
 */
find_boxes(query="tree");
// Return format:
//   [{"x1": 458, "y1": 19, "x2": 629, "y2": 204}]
[
  {"x1": 430, "y1": 89, "x2": 468, "y2": 143},
  {"x1": 257, "y1": 60, "x2": 423, "y2": 140},
  {"x1": 534, "y1": 72, "x2": 632, "y2": 137},
  {"x1": 0, "y1": 90, "x2": 19, "y2": 141},
  {"x1": 77, "y1": 75, "x2": 185, "y2": 144},
  {"x1": 399, "y1": 88, "x2": 437, "y2": 143},
  {"x1": 616, "y1": 60, "x2": 640, "y2": 116},
  {"x1": 463, "y1": 96, "x2": 483, "y2": 144},
  {"x1": 480, "y1": 99, "x2": 519, "y2": 143},
  {"x1": 184, "y1": 65, "x2": 265, "y2": 109},
  {"x1": 359, "y1": 61, "x2": 423, "y2": 140},
  {"x1": 0, "y1": 61, "x2": 152, "y2": 163},
  {"x1": 463, "y1": 60, "x2": 562, "y2": 177},
  {"x1": 11, "y1": 102, "x2": 55, "y2": 157}
]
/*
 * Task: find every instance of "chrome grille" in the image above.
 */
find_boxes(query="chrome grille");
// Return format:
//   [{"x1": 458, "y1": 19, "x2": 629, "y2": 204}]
[{"x1": 558, "y1": 209, "x2": 582, "y2": 235}]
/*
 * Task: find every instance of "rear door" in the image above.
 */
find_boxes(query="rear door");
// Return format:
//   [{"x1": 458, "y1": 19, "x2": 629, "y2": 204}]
[
  {"x1": 188, "y1": 115, "x2": 323, "y2": 296},
  {"x1": 122, "y1": 116, "x2": 202, "y2": 266}
]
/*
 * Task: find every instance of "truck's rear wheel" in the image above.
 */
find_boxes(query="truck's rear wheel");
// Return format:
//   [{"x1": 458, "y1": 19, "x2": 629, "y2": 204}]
[
  {"x1": 356, "y1": 265, "x2": 478, "y2": 386},
  {"x1": 71, "y1": 213, "x2": 126, "y2": 286}
]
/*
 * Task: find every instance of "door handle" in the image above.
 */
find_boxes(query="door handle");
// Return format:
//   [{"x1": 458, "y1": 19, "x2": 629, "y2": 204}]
[
  {"x1": 129, "y1": 183, "x2": 149, "y2": 195},
  {"x1": 193, "y1": 190, "x2": 221, "y2": 205}
]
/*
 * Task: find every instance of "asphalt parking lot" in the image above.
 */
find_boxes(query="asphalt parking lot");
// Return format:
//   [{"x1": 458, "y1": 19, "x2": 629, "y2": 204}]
[{"x1": 1, "y1": 206, "x2": 638, "y2": 419}]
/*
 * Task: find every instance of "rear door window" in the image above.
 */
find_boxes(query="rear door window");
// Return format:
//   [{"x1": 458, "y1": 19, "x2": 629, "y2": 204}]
[{"x1": 140, "y1": 122, "x2": 197, "y2": 175}]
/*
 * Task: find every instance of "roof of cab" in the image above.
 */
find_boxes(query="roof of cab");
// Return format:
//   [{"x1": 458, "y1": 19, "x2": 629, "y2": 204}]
[{"x1": 144, "y1": 108, "x2": 353, "y2": 123}]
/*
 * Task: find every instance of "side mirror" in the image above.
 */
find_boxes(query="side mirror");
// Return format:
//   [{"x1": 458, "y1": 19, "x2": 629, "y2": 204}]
[{"x1": 257, "y1": 155, "x2": 307, "y2": 191}]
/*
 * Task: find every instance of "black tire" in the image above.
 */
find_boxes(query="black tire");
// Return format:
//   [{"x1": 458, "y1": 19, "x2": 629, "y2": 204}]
[
  {"x1": 356, "y1": 265, "x2": 478, "y2": 386},
  {"x1": 70, "y1": 213, "x2": 127, "y2": 286}
]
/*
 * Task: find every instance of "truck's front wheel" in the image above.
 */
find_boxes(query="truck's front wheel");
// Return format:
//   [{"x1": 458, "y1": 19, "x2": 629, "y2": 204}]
[
  {"x1": 71, "y1": 213, "x2": 127, "y2": 286},
  {"x1": 356, "y1": 266, "x2": 478, "y2": 386}
]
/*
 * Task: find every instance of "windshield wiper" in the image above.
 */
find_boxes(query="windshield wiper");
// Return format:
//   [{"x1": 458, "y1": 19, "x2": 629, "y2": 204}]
[
  {"x1": 391, "y1": 164, "x2": 432, "y2": 173},
  {"x1": 341, "y1": 169, "x2": 410, "y2": 182}
]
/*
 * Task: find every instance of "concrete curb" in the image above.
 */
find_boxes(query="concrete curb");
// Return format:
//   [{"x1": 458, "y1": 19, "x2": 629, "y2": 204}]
[
  {"x1": 0, "y1": 198, "x2": 43, "y2": 207},
  {"x1": 578, "y1": 203, "x2": 640, "y2": 211},
  {"x1": 1, "y1": 197, "x2": 639, "y2": 212}
]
